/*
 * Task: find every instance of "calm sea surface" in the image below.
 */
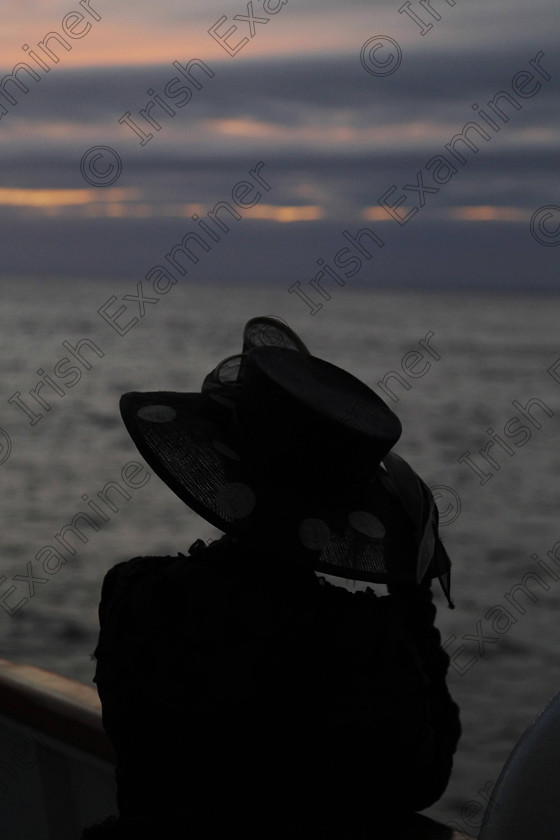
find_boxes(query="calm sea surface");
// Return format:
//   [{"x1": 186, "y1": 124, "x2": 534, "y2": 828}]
[{"x1": 2, "y1": 278, "x2": 560, "y2": 829}]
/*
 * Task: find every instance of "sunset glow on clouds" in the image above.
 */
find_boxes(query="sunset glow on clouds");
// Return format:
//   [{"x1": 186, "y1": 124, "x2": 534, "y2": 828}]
[
  {"x1": 0, "y1": 0, "x2": 558, "y2": 286},
  {"x1": 2, "y1": 0, "x2": 558, "y2": 73},
  {"x1": 0, "y1": 2, "x2": 407, "y2": 69},
  {"x1": 0, "y1": 186, "x2": 325, "y2": 222},
  {"x1": 0, "y1": 185, "x2": 536, "y2": 230}
]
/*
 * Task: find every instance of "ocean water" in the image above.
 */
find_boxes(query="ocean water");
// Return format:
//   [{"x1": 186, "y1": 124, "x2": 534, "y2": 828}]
[{"x1": 2, "y1": 277, "x2": 560, "y2": 830}]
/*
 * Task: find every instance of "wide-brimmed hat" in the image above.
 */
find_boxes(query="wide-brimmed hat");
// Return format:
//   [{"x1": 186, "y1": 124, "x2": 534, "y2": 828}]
[{"x1": 120, "y1": 317, "x2": 452, "y2": 604}]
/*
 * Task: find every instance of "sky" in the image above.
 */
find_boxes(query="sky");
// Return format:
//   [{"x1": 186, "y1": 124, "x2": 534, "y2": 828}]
[{"x1": 0, "y1": 0, "x2": 559, "y2": 288}]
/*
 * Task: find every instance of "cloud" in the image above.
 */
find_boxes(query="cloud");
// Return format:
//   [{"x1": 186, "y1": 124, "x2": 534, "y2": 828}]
[
  {"x1": 0, "y1": 32, "x2": 557, "y2": 290},
  {"x1": 5, "y1": 46, "x2": 558, "y2": 114},
  {"x1": 1, "y1": 47, "x2": 557, "y2": 161}
]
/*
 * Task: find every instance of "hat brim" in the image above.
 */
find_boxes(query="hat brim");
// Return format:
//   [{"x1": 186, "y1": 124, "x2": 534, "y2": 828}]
[{"x1": 120, "y1": 390, "x2": 420, "y2": 585}]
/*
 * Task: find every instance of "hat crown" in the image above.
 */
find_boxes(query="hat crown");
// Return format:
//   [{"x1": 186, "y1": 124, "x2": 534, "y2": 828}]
[{"x1": 234, "y1": 347, "x2": 402, "y2": 486}]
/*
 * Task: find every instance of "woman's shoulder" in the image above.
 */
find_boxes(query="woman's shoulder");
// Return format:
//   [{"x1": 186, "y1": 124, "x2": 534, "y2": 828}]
[
  {"x1": 100, "y1": 535, "x2": 239, "y2": 591},
  {"x1": 101, "y1": 534, "x2": 322, "y2": 602}
]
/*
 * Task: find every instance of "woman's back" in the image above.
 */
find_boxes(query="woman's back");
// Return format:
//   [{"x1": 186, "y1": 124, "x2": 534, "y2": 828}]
[{"x1": 91, "y1": 536, "x2": 460, "y2": 837}]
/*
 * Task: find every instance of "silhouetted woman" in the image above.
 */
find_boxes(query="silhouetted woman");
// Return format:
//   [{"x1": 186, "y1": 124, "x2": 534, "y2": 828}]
[{"x1": 83, "y1": 317, "x2": 461, "y2": 839}]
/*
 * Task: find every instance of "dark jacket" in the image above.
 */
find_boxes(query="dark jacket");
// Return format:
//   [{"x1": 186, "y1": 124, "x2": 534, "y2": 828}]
[{"x1": 84, "y1": 536, "x2": 460, "y2": 838}]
